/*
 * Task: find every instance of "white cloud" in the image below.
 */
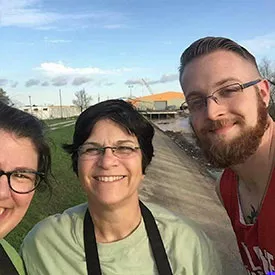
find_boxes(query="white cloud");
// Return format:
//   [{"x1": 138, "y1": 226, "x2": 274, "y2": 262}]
[
  {"x1": 239, "y1": 33, "x2": 275, "y2": 57},
  {"x1": 0, "y1": 0, "x2": 126, "y2": 29},
  {"x1": 0, "y1": 0, "x2": 61, "y2": 27},
  {"x1": 37, "y1": 62, "x2": 132, "y2": 77}
]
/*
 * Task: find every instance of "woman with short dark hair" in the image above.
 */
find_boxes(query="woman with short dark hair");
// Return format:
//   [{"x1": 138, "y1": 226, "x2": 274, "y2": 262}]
[{"x1": 22, "y1": 99, "x2": 222, "y2": 275}]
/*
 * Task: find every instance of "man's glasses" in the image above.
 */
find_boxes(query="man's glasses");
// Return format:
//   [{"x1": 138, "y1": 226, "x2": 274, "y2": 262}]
[
  {"x1": 185, "y1": 79, "x2": 262, "y2": 113},
  {"x1": 78, "y1": 144, "x2": 141, "y2": 160},
  {"x1": 0, "y1": 170, "x2": 44, "y2": 194}
]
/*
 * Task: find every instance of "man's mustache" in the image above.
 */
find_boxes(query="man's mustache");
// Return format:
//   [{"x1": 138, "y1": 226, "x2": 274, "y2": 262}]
[{"x1": 200, "y1": 118, "x2": 244, "y2": 135}]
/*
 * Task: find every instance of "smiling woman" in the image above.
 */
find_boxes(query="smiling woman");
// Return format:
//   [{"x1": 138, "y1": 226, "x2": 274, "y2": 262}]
[
  {"x1": 21, "y1": 99, "x2": 223, "y2": 275},
  {"x1": 0, "y1": 102, "x2": 52, "y2": 275}
]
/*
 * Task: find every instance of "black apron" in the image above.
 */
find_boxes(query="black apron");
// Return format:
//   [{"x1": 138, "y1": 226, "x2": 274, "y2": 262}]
[
  {"x1": 0, "y1": 243, "x2": 20, "y2": 275},
  {"x1": 83, "y1": 201, "x2": 173, "y2": 275}
]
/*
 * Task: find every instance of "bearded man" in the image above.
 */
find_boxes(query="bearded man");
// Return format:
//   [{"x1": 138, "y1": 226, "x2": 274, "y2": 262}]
[{"x1": 179, "y1": 36, "x2": 275, "y2": 274}]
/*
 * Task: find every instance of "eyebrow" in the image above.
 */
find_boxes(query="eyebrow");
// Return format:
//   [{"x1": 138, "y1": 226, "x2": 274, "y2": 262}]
[
  {"x1": 11, "y1": 167, "x2": 37, "y2": 172},
  {"x1": 215, "y1": 77, "x2": 241, "y2": 87}
]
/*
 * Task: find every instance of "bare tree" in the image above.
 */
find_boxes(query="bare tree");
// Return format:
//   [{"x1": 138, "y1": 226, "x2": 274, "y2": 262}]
[
  {"x1": 0, "y1": 88, "x2": 10, "y2": 105},
  {"x1": 72, "y1": 89, "x2": 92, "y2": 112},
  {"x1": 258, "y1": 58, "x2": 275, "y2": 119}
]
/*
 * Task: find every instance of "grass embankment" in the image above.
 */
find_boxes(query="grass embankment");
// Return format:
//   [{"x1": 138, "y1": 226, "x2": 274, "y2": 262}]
[{"x1": 6, "y1": 125, "x2": 87, "y2": 250}]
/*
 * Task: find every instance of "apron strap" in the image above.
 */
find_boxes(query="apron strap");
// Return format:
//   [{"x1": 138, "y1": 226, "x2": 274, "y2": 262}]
[
  {"x1": 139, "y1": 201, "x2": 173, "y2": 275},
  {"x1": 0, "y1": 244, "x2": 20, "y2": 275},
  {"x1": 84, "y1": 210, "x2": 102, "y2": 275},
  {"x1": 84, "y1": 201, "x2": 173, "y2": 275}
]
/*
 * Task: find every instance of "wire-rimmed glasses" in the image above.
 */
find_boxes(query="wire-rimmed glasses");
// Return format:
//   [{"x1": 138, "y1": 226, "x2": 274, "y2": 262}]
[
  {"x1": 78, "y1": 144, "x2": 141, "y2": 160},
  {"x1": 185, "y1": 79, "x2": 262, "y2": 113}
]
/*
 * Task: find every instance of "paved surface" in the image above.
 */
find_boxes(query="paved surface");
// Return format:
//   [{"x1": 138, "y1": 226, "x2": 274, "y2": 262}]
[{"x1": 140, "y1": 127, "x2": 246, "y2": 274}]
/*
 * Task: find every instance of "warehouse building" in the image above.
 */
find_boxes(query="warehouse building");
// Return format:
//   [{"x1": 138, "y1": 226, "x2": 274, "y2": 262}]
[
  {"x1": 127, "y1": 91, "x2": 185, "y2": 111},
  {"x1": 20, "y1": 105, "x2": 81, "y2": 120}
]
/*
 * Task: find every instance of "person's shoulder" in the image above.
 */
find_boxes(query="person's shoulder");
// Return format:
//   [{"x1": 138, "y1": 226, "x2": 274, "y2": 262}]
[{"x1": 23, "y1": 202, "x2": 88, "y2": 241}]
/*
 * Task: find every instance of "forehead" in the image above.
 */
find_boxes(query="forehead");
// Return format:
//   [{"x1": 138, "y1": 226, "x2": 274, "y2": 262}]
[
  {"x1": 0, "y1": 129, "x2": 38, "y2": 169},
  {"x1": 181, "y1": 50, "x2": 259, "y2": 94},
  {"x1": 87, "y1": 119, "x2": 137, "y2": 143}
]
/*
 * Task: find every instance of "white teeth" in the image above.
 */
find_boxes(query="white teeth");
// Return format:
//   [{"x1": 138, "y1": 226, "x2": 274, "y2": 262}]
[
  {"x1": 96, "y1": 176, "x2": 124, "y2": 182},
  {"x1": 0, "y1": 208, "x2": 5, "y2": 215}
]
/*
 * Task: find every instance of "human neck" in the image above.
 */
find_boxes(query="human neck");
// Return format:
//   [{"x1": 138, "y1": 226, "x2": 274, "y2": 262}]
[
  {"x1": 231, "y1": 119, "x2": 275, "y2": 192},
  {"x1": 88, "y1": 198, "x2": 141, "y2": 243}
]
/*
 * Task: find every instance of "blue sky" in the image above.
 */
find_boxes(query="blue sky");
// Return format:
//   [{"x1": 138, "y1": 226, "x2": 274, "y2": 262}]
[{"x1": 1, "y1": 0, "x2": 275, "y2": 106}]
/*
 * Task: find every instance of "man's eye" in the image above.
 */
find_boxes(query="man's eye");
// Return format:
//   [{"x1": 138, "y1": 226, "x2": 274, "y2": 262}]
[
  {"x1": 188, "y1": 98, "x2": 204, "y2": 108},
  {"x1": 219, "y1": 85, "x2": 241, "y2": 96}
]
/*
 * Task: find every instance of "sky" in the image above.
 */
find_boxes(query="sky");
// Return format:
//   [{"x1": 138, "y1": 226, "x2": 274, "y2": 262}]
[{"x1": 1, "y1": 0, "x2": 275, "y2": 106}]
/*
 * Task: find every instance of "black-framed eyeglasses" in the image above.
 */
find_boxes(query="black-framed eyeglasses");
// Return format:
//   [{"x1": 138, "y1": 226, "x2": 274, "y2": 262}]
[
  {"x1": 0, "y1": 170, "x2": 44, "y2": 194},
  {"x1": 185, "y1": 79, "x2": 262, "y2": 113},
  {"x1": 78, "y1": 144, "x2": 141, "y2": 160}
]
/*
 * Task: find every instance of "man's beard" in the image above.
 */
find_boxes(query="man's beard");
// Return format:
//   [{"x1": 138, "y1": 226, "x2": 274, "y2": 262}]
[{"x1": 192, "y1": 94, "x2": 268, "y2": 168}]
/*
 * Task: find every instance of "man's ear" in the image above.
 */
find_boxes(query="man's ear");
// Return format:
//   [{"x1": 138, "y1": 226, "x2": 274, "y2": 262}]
[{"x1": 258, "y1": 79, "x2": 270, "y2": 107}]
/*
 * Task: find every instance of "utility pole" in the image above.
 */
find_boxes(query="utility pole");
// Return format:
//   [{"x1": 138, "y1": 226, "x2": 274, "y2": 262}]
[
  {"x1": 28, "y1": 96, "x2": 33, "y2": 114},
  {"x1": 59, "y1": 89, "x2": 63, "y2": 119},
  {"x1": 128, "y1": 84, "x2": 133, "y2": 98},
  {"x1": 98, "y1": 92, "x2": 100, "y2": 103}
]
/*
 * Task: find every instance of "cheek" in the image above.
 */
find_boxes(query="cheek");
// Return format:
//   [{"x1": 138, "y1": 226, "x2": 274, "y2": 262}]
[
  {"x1": 190, "y1": 116, "x2": 202, "y2": 134},
  {"x1": 11, "y1": 192, "x2": 34, "y2": 212},
  {"x1": 77, "y1": 160, "x2": 89, "y2": 177}
]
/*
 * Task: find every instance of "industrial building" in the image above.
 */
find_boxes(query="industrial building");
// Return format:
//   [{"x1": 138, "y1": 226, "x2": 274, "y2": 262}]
[
  {"x1": 127, "y1": 91, "x2": 185, "y2": 111},
  {"x1": 20, "y1": 105, "x2": 81, "y2": 120}
]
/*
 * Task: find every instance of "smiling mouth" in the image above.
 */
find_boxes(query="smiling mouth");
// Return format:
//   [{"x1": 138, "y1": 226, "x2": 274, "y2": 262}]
[
  {"x1": 94, "y1": 176, "x2": 125, "y2": 182},
  {"x1": 209, "y1": 122, "x2": 237, "y2": 133}
]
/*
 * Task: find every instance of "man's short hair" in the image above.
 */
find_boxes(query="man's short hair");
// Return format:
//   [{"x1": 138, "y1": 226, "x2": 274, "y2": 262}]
[{"x1": 179, "y1": 36, "x2": 260, "y2": 81}]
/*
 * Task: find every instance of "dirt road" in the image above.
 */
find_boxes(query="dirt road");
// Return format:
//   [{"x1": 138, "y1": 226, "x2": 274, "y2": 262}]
[{"x1": 140, "y1": 127, "x2": 246, "y2": 274}]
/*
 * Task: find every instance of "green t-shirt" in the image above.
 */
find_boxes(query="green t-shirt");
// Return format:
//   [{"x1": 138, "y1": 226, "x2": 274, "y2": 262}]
[
  {"x1": 0, "y1": 239, "x2": 25, "y2": 275},
  {"x1": 21, "y1": 202, "x2": 223, "y2": 275}
]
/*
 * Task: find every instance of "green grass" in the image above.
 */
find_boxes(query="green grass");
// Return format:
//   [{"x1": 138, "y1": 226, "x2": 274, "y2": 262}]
[{"x1": 6, "y1": 125, "x2": 87, "y2": 250}]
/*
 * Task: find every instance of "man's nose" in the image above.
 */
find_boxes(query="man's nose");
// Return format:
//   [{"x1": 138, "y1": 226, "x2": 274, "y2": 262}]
[{"x1": 205, "y1": 96, "x2": 226, "y2": 121}]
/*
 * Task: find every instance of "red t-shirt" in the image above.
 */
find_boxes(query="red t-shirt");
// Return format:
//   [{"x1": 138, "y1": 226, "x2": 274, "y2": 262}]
[{"x1": 220, "y1": 168, "x2": 275, "y2": 274}]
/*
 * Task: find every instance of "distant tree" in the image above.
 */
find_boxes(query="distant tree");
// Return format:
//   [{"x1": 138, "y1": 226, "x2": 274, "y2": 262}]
[
  {"x1": 258, "y1": 58, "x2": 275, "y2": 120},
  {"x1": 72, "y1": 89, "x2": 92, "y2": 112},
  {"x1": 0, "y1": 88, "x2": 10, "y2": 105}
]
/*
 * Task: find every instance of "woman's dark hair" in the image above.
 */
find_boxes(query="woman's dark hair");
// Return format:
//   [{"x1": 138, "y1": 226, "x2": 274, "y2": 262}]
[
  {"x1": 179, "y1": 36, "x2": 260, "y2": 81},
  {"x1": 63, "y1": 99, "x2": 155, "y2": 175},
  {"x1": 0, "y1": 102, "x2": 52, "y2": 191}
]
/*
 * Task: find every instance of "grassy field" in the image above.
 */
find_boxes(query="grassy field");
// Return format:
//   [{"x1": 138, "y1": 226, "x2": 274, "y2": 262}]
[
  {"x1": 43, "y1": 117, "x2": 77, "y2": 126},
  {"x1": 6, "y1": 124, "x2": 87, "y2": 250}
]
